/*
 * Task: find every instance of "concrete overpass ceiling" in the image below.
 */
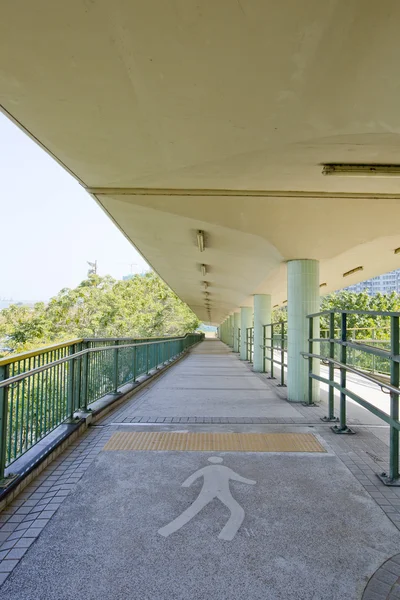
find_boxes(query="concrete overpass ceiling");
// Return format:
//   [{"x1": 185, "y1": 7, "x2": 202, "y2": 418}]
[{"x1": 1, "y1": 1, "x2": 400, "y2": 322}]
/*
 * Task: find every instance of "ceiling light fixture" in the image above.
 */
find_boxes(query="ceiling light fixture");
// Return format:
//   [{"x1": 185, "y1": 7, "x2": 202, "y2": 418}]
[
  {"x1": 197, "y1": 230, "x2": 205, "y2": 252},
  {"x1": 200, "y1": 264, "x2": 207, "y2": 276},
  {"x1": 319, "y1": 282, "x2": 327, "y2": 288},
  {"x1": 202, "y1": 281, "x2": 209, "y2": 289},
  {"x1": 395, "y1": 248, "x2": 400, "y2": 255},
  {"x1": 343, "y1": 266, "x2": 363, "y2": 278},
  {"x1": 322, "y1": 164, "x2": 400, "y2": 177}
]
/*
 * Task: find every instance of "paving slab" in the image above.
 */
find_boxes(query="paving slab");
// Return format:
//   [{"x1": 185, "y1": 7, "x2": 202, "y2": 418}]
[{"x1": 2, "y1": 449, "x2": 400, "y2": 600}]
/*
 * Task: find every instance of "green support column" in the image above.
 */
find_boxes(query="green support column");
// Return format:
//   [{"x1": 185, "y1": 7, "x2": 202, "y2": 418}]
[
  {"x1": 287, "y1": 259, "x2": 320, "y2": 402},
  {"x1": 240, "y1": 307, "x2": 252, "y2": 361},
  {"x1": 222, "y1": 320, "x2": 226, "y2": 344},
  {"x1": 253, "y1": 294, "x2": 271, "y2": 372},
  {"x1": 233, "y1": 312, "x2": 240, "y2": 353},
  {"x1": 228, "y1": 315, "x2": 234, "y2": 347}
]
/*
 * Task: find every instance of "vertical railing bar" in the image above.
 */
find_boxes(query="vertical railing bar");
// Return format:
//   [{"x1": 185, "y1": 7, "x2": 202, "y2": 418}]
[
  {"x1": 331, "y1": 312, "x2": 354, "y2": 435},
  {"x1": 13, "y1": 362, "x2": 20, "y2": 461},
  {"x1": 389, "y1": 315, "x2": 399, "y2": 482},
  {"x1": 0, "y1": 364, "x2": 9, "y2": 479},
  {"x1": 7, "y1": 363, "x2": 14, "y2": 464},
  {"x1": 20, "y1": 359, "x2": 26, "y2": 456},
  {"x1": 321, "y1": 312, "x2": 339, "y2": 423},
  {"x1": 307, "y1": 316, "x2": 314, "y2": 405},
  {"x1": 262, "y1": 325, "x2": 266, "y2": 373},
  {"x1": 280, "y1": 322, "x2": 285, "y2": 387},
  {"x1": 268, "y1": 324, "x2": 275, "y2": 379}
]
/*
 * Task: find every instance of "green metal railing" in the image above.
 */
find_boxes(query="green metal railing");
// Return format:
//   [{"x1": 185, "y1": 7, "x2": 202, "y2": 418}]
[
  {"x1": 262, "y1": 322, "x2": 287, "y2": 386},
  {"x1": 320, "y1": 327, "x2": 391, "y2": 376},
  {"x1": 303, "y1": 310, "x2": 400, "y2": 486},
  {"x1": 0, "y1": 333, "x2": 202, "y2": 479},
  {"x1": 245, "y1": 327, "x2": 254, "y2": 362}
]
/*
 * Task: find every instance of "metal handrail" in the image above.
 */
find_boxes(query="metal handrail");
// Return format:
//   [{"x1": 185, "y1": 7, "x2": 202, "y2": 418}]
[
  {"x1": 0, "y1": 335, "x2": 194, "y2": 389},
  {"x1": 308, "y1": 309, "x2": 400, "y2": 318},
  {"x1": 304, "y1": 309, "x2": 400, "y2": 486},
  {"x1": 301, "y1": 352, "x2": 399, "y2": 397},
  {"x1": 262, "y1": 322, "x2": 287, "y2": 386},
  {"x1": 0, "y1": 339, "x2": 84, "y2": 367},
  {"x1": 0, "y1": 332, "x2": 203, "y2": 478}
]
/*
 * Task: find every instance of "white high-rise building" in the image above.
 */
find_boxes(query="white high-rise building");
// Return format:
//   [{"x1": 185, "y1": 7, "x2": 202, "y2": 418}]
[{"x1": 344, "y1": 269, "x2": 400, "y2": 295}]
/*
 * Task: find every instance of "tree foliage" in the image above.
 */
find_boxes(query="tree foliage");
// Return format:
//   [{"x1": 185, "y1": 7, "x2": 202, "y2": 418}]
[
  {"x1": 0, "y1": 273, "x2": 200, "y2": 355},
  {"x1": 272, "y1": 290, "x2": 400, "y2": 338}
]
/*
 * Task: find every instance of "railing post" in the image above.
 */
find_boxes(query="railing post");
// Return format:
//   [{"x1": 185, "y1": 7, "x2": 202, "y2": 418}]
[
  {"x1": 67, "y1": 346, "x2": 76, "y2": 420},
  {"x1": 268, "y1": 324, "x2": 275, "y2": 379},
  {"x1": 322, "y1": 312, "x2": 339, "y2": 422},
  {"x1": 146, "y1": 343, "x2": 149, "y2": 375},
  {"x1": 372, "y1": 329, "x2": 376, "y2": 373},
  {"x1": 332, "y1": 312, "x2": 354, "y2": 434},
  {"x1": 113, "y1": 340, "x2": 120, "y2": 394},
  {"x1": 262, "y1": 325, "x2": 266, "y2": 373},
  {"x1": 305, "y1": 316, "x2": 314, "y2": 405},
  {"x1": 80, "y1": 341, "x2": 89, "y2": 411},
  {"x1": 133, "y1": 345, "x2": 137, "y2": 382},
  {"x1": 380, "y1": 315, "x2": 400, "y2": 485},
  {"x1": 74, "y1": 342, "x2": 82, "y2": 412},
  {"x1": 278, "y1": 321, "x2": 286, "y2": 387},
  {"x1": 0, "y1": 365, "x2": 9, "y2": 481}
]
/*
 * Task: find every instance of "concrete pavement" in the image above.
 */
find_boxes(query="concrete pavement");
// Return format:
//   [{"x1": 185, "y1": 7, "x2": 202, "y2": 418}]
[{"x1": 1, "y1": 340, "x2": 400, "y2": 600}]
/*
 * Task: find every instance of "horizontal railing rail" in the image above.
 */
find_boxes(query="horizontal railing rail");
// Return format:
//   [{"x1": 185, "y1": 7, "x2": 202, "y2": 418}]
[
  {"x1": 262, "y1": 322, "x2": 287, "y2": 386},
  {"x1": 302, "y1": 309, "x2": 400, "y2": 486},
  {"x1": 245, "y1": 327, "x2": 254, "y2": 362},
  {"x1": 0, "y1": 333, "x2": 203, "y2": 480}
]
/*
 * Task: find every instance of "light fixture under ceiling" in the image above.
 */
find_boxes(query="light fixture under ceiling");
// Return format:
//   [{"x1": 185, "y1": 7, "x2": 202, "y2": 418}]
[
  {"x1": 322, "y1": 164, "x2": 400, "y2": 177},
  {"x1": 197, "y1": 230, "x2": 205, "y2": 252},
  {"x1": 200, "y1": 264, "x2": 207, "y2": 277},
  {"x1": 343, "y1": 266, "x2": 363, "y2": 278}
]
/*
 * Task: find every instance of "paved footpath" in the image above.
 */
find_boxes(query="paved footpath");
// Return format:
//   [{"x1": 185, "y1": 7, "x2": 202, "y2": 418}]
[{"x1": 1, "y1": 340, "x2": 400, "y2": 599}]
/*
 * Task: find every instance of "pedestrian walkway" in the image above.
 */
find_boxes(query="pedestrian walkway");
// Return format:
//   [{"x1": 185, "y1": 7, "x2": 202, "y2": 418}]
[{"x1": 1, "y1": 340, "x2": 400, "y2": 599}]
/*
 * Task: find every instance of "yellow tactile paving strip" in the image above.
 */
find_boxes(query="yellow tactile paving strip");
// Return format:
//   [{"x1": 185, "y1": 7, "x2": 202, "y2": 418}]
[{"x1": 103, "y1": 432, "x2": 326, "y2": 453}]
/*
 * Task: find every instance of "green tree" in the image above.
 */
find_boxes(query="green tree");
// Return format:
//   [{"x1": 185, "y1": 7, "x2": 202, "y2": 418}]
[{"x1": 0, "y1": 272, "x2": 199, "y2": 355}]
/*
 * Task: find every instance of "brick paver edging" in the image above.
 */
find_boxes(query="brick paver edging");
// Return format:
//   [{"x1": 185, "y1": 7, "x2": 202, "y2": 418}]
[{"x1": 362, "y1": 554, "x2": 400, "y2": 599}]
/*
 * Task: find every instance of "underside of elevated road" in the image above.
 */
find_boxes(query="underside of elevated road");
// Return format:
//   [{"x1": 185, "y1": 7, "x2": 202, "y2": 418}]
[
  {"x1": 1, "y1": 341, "x2": 400, "y2": 599},
  {"x1": 2, "y1": 1, "x2": 400, "y2": 323}
]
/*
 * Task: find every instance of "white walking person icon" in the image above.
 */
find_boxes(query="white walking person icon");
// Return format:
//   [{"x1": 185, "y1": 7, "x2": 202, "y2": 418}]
[{"x1": 158, "y1": 457, "x2": 256, "y2": 541}]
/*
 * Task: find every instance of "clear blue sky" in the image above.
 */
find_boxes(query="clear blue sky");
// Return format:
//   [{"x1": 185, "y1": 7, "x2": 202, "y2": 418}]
[{"x1": 0, "y1": 112, "x2": 149, "y2": 303}]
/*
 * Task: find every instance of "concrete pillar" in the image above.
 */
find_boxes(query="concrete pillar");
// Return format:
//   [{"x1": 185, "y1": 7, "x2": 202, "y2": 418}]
[
  {"x1": 221, "y1": 320, "x2": 226, "y2": 343},
  {"x1": 287, "y1": 259, "x2": 320, "y2": 402},
  {"x1": 233, "y1": 312, "x2": 240, "y2": 353},
  {"x1": 253, "y1": 294, "x2": 271, "y2": 372},
  {"x1": 240, "y1": 307, "x2": 253, "y2": 361},
  {"x1": 228, "y1": 315, "x2": 234, "y2": 347}
]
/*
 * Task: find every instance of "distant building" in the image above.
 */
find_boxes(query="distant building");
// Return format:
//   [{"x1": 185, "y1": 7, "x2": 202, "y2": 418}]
[{"x1": 344, "y1": 268, "x2": 400, "y2": 295}]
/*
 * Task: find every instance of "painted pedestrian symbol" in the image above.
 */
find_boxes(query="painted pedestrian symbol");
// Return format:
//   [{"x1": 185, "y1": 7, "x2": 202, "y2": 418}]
[{"x1": 158, "y1": 457, "x2": 256, "y2": 541}]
